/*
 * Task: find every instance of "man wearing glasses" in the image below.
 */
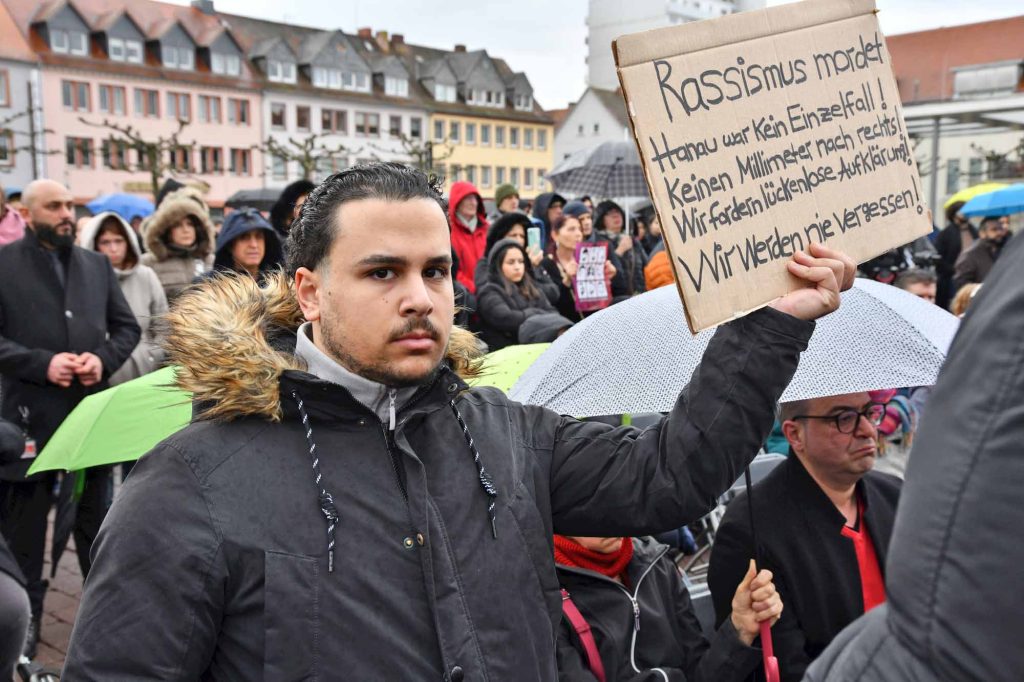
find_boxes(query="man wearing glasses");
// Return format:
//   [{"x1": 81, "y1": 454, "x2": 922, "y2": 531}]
[{"x1": 708, "y1": 392, "x2": 902, "y2": 682}]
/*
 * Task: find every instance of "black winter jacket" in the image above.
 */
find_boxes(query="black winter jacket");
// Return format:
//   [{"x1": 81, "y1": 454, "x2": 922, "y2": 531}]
[
  {"x1": 0, "y1": 230, "x2": 140, "y2": 480},
  {"x1": 64, "y1": 273, "x2": 813, "y2": 680},
  {"x1": 709, "y1": 456, "x2": 901, "y2": 682},
  {"x1": 557, "y1": 537, "x2": 761, "y2": 682},
  {"x1": 476, "y1": 240, "x2": 556, "y2": 351}
]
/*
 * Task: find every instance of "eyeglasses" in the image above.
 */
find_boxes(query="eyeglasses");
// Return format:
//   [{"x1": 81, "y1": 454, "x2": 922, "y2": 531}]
[{"x1": 792, "y1": 402, "x2": 888, "y2": 434}]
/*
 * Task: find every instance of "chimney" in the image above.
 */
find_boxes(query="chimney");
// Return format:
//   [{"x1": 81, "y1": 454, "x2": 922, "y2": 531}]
[
  {"x1": 375, "y1": 30, "x2": 389, "y2": 52},
  {"x1": 191, "y1": 0, "x2": 215, "y2": 14},
  {"x1": 392, "y1": 34, "x2": 404, "y2": 46},
  {"x1": 357, "y1": 27, "x2": 372, "y2": 39},
  {"x1": 454, "y1": 44, "x2": 466, "y2": 53}
]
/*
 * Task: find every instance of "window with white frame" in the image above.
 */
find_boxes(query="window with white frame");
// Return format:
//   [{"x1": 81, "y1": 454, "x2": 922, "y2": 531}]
[
  {"x1": 465, "y1": 123, "x2": 476, "y2": 145},
  {"x1": 525, "y1": 168, "x2": 533, "y2": 188},
  {"x1": 342, "y1": 72, "x2": 371, "y2": 93},
  {"x1": 162, "y1": 45, "x2": 194, "y2": 70},
  {"x1": 434, "y1": 83, "x2": 456, "y2": 103},
  {"x1": 524, "y1": 128, "x2": 533, "y2": 150},
  {"x1": 125, "y1": 40, "x2": 143, "y2": 63},
  {"x1": 509, "y1": 127, "x2": 519, "y2": 148},
  {"x1": 198, "y1": 95, "x2": 221, "y2": 123},
  {"x1": 51, "y1": 29, "x2": 88, "y2": 55},
  {"x1": 496, "y1": 166, "x2": 506, "y2": 185},
  {"x1": 166, "y1": 92, "x2": 191, "y2": 121},
  {"x1": 272, "y1": 154, "x2": 287, "y2": 180},
  {"x1": 108, "y1": 37, "x2": 125, "y2": 61},
  {"x1": 134, "y1": 88, "x2": 159, "y2": 117},
  {"x1": 268, "y1": 60, "x2": 297, "y2": 84},
  {"x1": 510, "y1": 167, "x2": 520, "y2": 187},
  {"x1": 271, "y1": 102, "x2": 286, "y2": 130},
  {"x1": 61, "y1": 80, "x2": 91, "y2": 112},
  {"x1": 212, "y1": 53, "x2": 241, "y2": 77},
  {"x1": 480, "y1": 124, "x2": 490, "y2": 145},
  {"x1": 0, "y1": 133, "x2": 13, "y2": 166},
  {"x1": 385, "y1": 77, "x2": 408, "y2": 97},
  {"x1": 98, "y1": 85, "x2": 126, "y2": 115},
  {"x1": 481, "y1": 166, "x2": 491, "y2": 188},
  {"x1": 410, "y1": 117, "x2": 422, "y2": 139},
  {"x1": 495, "y1": 126, "x2": 505, "y2": 147},
  {"x1": 514, "y1": 93, "x2": 532, "y2": 111},
  {"x1": 449, "y1": 121, "x2": 460, "y2": 143},
  {"x1": 538, "y1": 129, "x2": 547, "y2": 150},
  {"x1": 434, "y1": 120, "x2": 444, "y2": 142},
  {"x1": 0, "y1": 71, "x2": 9, "y2": 107}
]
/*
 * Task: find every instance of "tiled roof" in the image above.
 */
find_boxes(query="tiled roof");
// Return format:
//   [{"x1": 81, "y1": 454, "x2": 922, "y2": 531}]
[{"x1": 887, "y1": 15, "x2": 1024, "y2": 103}]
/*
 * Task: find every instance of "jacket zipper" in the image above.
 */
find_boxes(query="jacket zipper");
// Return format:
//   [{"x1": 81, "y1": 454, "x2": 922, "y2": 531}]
[
  {"x1": 616, "y1": 548, "x2": 669, "y2": 675},
  {"x1": 380, "y1": 420, "x2": 408, "y2": 502}
]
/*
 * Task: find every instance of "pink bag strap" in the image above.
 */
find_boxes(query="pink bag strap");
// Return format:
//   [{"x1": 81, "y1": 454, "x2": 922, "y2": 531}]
[{"x1": 561, "y1": 588, "x2": 607, "y2": 682}]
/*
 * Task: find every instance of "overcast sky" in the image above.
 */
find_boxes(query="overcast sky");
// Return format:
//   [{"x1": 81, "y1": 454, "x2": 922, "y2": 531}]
[{"x1": 183, "y1": 0, "x2": 1024, "y2": 110}]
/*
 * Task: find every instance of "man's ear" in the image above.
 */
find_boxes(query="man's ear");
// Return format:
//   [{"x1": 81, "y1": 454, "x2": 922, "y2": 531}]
[
  {"x1": 17, "y1": 205, "x2": 30, "y2": 223},
  {"x1": 781, "y1": 419, "x2": 805, "y2": 457},
  {"x1": 294, "y1": 266, "x2": 321, "y2": 322}
]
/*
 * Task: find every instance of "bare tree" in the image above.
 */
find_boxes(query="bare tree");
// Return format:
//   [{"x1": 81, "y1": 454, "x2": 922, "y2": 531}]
[
  {"x1": 255, "y1": 134, "x2": 356, "y2": 181},
  {"x1": 970, "y1": 137, "x2": 1024, "y2": 182},
  {"x1": 78, "y1": 117, "x2": 200, "y2": 199},
  {"x1": 368, "y1": 133, "x2": 455, "y2": 175},
  {"x1": 0, "y1": 106, "x2": 59, "y2": 174}
]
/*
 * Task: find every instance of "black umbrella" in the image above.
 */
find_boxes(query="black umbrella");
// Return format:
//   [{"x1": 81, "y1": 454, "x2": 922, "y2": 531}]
[{"x1": 224, "y1": 188, "x2": 281, "y2": 212}]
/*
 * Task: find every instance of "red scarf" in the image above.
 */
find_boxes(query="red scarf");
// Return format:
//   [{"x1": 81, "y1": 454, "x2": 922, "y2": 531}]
[{"x1": 554, "y1": 535, "x2": 634, "y2": 580}]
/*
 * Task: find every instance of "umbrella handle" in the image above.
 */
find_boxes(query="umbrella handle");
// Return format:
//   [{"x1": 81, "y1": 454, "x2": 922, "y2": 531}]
[{"x1": 760, "y1": 620, "x2": 780, "y2": 682}]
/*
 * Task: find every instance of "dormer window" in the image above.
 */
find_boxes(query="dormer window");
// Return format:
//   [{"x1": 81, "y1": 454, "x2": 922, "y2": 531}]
[
  {"x1": 211, "y1": 53, "x2": 241, "y2": 76},
  {"x1": 514, "y1": 93, "x2": 533, "y2": 111},
  {"x1": 109, "y1": 38, "x2": 143, "y2": 64},
  {"x1": 385, "y1": 77, "x2": 408, "y2": 97},
  {"x1": 434, "y1": 83, "x2": 456, "y2": 103},
  {"x1": 267, "y1": 60, "x2": 296, "y2": 83},
  {"x1": 163, "y1": 45, "x2": 194, "y2": 70},
  {"x1": 342, "y1": 72, "x2": 370, "y2": 92},
  {"x1": 467, "y1": 89, "x2": 505, "y2": 108},
  {"x1": 51, "y1": 29, "x2": 88, "y2": 56},
  {"x1": 312, "y1": 67, "x2": 341, "y2": 89}
]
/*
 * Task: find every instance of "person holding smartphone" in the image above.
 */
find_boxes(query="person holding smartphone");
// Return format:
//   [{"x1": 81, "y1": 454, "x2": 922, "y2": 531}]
[{"x1": 474, "y1": 213, "x2": 559, "y2": 304}]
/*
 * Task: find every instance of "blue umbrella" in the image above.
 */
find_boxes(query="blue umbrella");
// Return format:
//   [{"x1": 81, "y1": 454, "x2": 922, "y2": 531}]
[
  {"x1": 959, "y1": 183, "x2": 1024, "y2": 217},
  {"x1": 86, "y1": 193, "x2": 155, "y2": 220}
]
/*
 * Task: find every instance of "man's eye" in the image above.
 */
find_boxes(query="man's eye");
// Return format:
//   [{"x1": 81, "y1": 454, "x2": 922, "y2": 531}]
[
  {"x1": 425, "y1": 267, "x2": 449, "y2": 279},
  {"x1": 370, "y1": 269, "x2": 395, "y2": 280}
]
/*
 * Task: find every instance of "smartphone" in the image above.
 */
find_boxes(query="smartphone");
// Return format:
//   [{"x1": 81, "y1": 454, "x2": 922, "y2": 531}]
[{"x1": 527, "y1": 226, "x2": 542, "y2": 252}]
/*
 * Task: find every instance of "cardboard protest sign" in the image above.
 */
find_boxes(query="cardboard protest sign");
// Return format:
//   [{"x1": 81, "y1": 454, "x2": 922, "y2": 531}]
[
  {"x1": 614, "y1": 0, "x2": 930, "y2": 332},
  {"x1": 574, "y1": 241, "x2": 612, "y2": 313}
]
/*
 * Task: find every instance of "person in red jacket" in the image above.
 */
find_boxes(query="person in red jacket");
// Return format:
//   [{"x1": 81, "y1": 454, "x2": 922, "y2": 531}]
[{"x1": 448, "y1": 181, "x2": 489, "y2": 293}]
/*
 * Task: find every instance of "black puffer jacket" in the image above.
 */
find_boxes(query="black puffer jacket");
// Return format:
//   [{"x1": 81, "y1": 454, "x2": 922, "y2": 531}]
[
  {"x1": 476, "y1": 239, "x2": 555, "y2": 351},
  {"x1": 594, "y1": 200, "x2": 646, "y2": 297},
  {"x1": 557, "y1": 537, "x2": 761, "y2": 682},
  {"x1": 64, "y1": 272, "x2": 813, "y2": 680},
  {"x1": 473, "y1": 212, "x2": 559, "y2": 304},
  {"x1": 805, "y1": 212, "x2": 1024, "y2": 682}
]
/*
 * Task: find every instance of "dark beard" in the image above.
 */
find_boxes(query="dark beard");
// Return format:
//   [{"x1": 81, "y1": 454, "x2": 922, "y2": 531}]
[{"x1": 35, "y1": 221, "x2": 75, "y2": 251}]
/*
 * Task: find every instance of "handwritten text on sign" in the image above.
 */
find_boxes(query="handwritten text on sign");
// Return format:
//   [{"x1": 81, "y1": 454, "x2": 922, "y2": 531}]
[
  {"x1": 615, "y1": 1, "x2": 930, "y2": 331},
  {"x1": 574, "y1": 242, "x2": 612, "y2": 313}
]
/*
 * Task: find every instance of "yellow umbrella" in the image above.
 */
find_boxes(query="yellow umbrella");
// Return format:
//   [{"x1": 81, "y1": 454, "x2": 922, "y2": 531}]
[{"x1": 945, "y1": 182, "x2": 1007, "y2": 210}]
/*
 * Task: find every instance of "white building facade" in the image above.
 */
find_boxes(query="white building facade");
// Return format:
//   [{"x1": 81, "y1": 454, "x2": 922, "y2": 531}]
[{"x1": 586, "y1": 0, "x2": 766, "y2": 91}]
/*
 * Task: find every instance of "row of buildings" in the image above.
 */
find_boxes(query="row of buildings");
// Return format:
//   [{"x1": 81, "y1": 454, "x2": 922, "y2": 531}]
[{"x1": 0, "y1": 0, "x2": 556, "y2": 208}]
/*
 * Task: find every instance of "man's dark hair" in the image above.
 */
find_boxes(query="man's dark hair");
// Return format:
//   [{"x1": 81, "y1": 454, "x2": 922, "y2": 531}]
[
  {"x1": 945, "y1": 201, "x2": 965, "y2": 225},
  {"x1": 286, "y1": 163, "x2": 446, "y2": 275},
  {"x1": 894, "y1": 268, "x2": 936, "y2": 290},
  {"x1": 979, "y1": 216, "x2": 1002, "y2": 232}
]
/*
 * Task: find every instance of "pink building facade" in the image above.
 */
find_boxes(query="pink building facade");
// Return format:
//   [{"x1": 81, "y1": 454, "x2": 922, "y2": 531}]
[{"x1": 41, "y1": 66, "x2": 262, "y2": 207}]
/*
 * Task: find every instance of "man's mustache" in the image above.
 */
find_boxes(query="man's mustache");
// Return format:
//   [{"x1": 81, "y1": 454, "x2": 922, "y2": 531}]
[{"x1": 388, "y1": 318, "x2": 440, "y2": 342}]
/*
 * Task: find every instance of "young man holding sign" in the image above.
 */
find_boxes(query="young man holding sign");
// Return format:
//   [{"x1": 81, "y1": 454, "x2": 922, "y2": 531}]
[{"x1": 66, "y1": 163, "x2": 854, "y2": 679}]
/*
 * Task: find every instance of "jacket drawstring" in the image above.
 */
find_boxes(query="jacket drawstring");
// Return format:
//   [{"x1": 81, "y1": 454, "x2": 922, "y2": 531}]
[
  {"x1": 292, "y1": 390, "x2": 340, "y2": 573},
  {"x1": 448, "y1": 400, "x2": 499, "y2": 539}
]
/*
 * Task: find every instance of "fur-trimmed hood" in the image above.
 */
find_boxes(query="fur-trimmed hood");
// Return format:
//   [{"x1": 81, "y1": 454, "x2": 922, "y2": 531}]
[
  {"x1": 143, "y1": 188, "x2": 216, "y2": 261},
  {"x1": 165, "y1": 272, "x2": 484, "y2": 422}
]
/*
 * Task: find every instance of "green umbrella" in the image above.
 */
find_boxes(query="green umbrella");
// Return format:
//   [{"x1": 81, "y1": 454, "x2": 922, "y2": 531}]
[
  {"x1": 467, "y1": 343, "x2": 551, "y2": 393},
  {"x1": 28, "y1": 366, "x2": 191, "y2": 475}
]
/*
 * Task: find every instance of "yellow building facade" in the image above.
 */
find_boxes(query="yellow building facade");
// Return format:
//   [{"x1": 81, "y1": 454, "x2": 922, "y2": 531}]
[{"x1": 429, "y1": 113, "x2": 554, "y2": 200}]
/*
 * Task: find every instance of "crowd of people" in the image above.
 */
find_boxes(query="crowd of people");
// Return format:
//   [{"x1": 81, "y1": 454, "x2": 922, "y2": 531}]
[{"x1": 0, "y1": 163, "x2": 1018, "y2": 681}]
